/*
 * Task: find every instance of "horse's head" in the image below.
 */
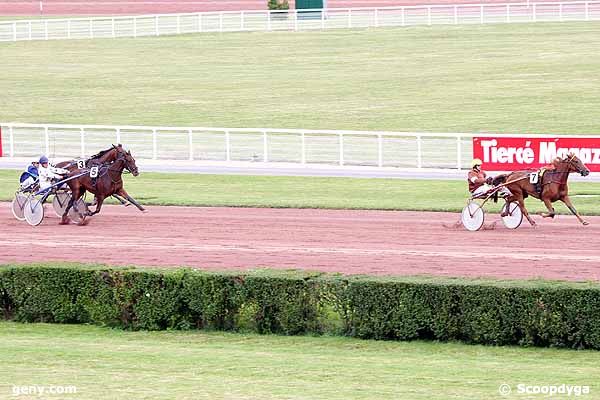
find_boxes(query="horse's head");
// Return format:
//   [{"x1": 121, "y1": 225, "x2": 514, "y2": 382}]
[
  {"x1": 122, "y1": 149, "x2": 139, "y2": 177},
  {"x1": 564, "y1": 153, "x2": 590, "y2": 176}
]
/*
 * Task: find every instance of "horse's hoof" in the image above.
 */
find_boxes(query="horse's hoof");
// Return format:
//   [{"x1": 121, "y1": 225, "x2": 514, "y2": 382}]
[
  {"x1": 583, "y1": 221, "x2": 590, "y2": 226},
  {"x1": 59, "y1": 218, "x2": 70, "y2": 225}
]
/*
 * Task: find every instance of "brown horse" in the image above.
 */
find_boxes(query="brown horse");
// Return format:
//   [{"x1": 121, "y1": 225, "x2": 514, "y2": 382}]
[
  {"x1": 61, "y1": 147, "x2": 144, "y2": 224},
  {"x1": 56, "y1": 144, "x2": 138, "y2": 207},
  {"x1": 493, "y1": 153, "x2": 590, "y2": 227}
]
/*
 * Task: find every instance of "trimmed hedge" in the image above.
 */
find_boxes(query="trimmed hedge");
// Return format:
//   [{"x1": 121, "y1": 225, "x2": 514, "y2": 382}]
[{"x1": 1, "y1": 264, "x2": 600, "y2": 349}]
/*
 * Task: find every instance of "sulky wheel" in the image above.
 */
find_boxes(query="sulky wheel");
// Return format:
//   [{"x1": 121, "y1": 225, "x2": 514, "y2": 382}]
[
  {"x1": 52, "y1": 191, "x2": 71, "y2": 218},
  {"x1": 11, "y1": 193, "x2": 29, "y2": 221},
  {"x1": 501, "y1": 202, "x2": 523, "y2": 229},
  {"x1": 24, "y1": 197, "x2": 45, "y2": 226},
  {"x1": 68, "y1": 198, "x2": 88, "y2": 224},
  {"x1": 461, "y1": 201, "x2": 484, "y2": 231}
]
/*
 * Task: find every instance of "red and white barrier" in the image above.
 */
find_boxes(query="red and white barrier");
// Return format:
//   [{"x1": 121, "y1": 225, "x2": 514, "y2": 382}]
[{"x1": 473, "y1": 136, "x2": 600, "y2": 172}]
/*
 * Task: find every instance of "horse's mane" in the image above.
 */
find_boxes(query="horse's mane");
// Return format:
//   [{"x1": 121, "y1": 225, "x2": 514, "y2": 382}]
[{"x1": 89, "y1": 146, "x2": 115, "y2": 160}]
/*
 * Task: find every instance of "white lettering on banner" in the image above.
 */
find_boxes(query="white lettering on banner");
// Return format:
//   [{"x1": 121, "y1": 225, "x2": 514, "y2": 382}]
[
  {"x1": 479, "y1": 139, "x2": 534, "y2": 164},
  {"x1": 479, "y1": 139, "x2": 600, "y2": 165}
]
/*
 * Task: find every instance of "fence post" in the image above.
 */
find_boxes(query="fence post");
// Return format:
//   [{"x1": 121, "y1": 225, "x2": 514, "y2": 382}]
[
  {"x1": 188, "y1": 129, "x2": 193, "y2": 160},
  {"x1": 225, "y1": 130, "x2": 231, "y2": 161},
  {"x1": 322, "y1": 8, "x2": 326, "y2": 29},
  {"x1": 585, "y1": 1, "x2": 590, "y2": 20},
  {"x1": 89, "y1": 18, "x2": 93, "y2": 38},
  {"x1": 44, "y1": 20, "x2": 48, "y2": 40},
  {"x1": 348, "y1": 9, "x2": 353, "y2": 28},
  {"x1": 262, "y1": 131, "x2": 268, "y2": 162},
  {"x1": 198, "y1": 13, "x2": 202, "y2": 32},
  {"x1": 294, "y1": 9, "x2": 298, "y2": 31},
  {"x1": 417, "y1": 135, "x2": 422, "y2": 168},
  {"x1": 12, "y1": 22, "x2": 17, "y2": 41},
  {"x1": 532, "y1": 3, "x2": 536, "y2": 22},
  {"x1": 134, "y1": 17, "x2": 137, "y2": 37},
  {"x1": 9, "y1": 125, "x2": 14, "y2": 157},
  {"x1": 268, "y1": 10, "x2": 272, "y2": 31},
  {"x1": 67, "y1": 19, "x2": 71, "y2": 38},
  {"x1": 401, "y1": 7, "x2": 405, "y2": 26},
  {"x1": 374, "y1": 8, "x2": 379, "y2": 27},
  {"x1": 177, "y1": 14, "x2": 181, "y2": 34},
  {"x1": 219, "y1": 12, "x2": 223, "y2": 32},
  {"x1": 241, "y1": 10, "x2": 245, "y2": 30},
  {"x1": 378, "y1": 134, "x2": 383, "y2": 167},
  {"x1": 156, "y1": 15, "x2": 160, "y2": 36},
  {"x1": 480, "y1": 5, "x2": 484, "y2": 24},
  {"x1": 116, "y1": 127, "x2": 121, "y2": 144},
  {"x1": 427, "y1": 6, "x2": 431, "y2": 25},
  {"x1": 454, "y1": 5, "x2": 458, "y2": 24},
  {"x1": 559, "y1": 3, "x2": 563, "y2": 21},
  {"x1": 44, "y1": 126, "x2": 49, "y2": 156},
  {"x1": 112, "y1": 17, "x2": 115, "y2": 38},
  {"x1": 339, "y1": 133, "x2": 344, "y2": 166},
  {"x1": 301, "y1": 133, "x2": 306, "y2": 164},
  {"x1": 456, "y1": 136, "x2": 462, "y2": 170},
  {"x1": 152, "y1": 129, "x2": 157, "y2": 160},
  {"x1": 29, "y1": 21, "x2": 32, "y2": 40},
  {"x1": 506, "y1": 4, "x2": 510, "y2": 23},
  {"x1": 80, "y1": 128, "x2": 85, "y2": 158}
]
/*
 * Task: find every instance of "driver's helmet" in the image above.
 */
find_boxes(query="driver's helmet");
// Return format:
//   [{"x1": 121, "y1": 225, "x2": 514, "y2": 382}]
[
  {"x1": 39, "y1": 155, "x2": 49, "y2": 164},
  {"x1": 471, "y1": 158, "x2": 483, "y2": 169}
]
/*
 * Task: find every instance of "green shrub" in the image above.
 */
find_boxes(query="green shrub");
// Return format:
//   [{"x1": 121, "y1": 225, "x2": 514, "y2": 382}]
[
  {"x1": 268, "y1": 0, "x2": 289, "y2": 10},
  {"x1": 2, "y1": 264, "x2": 600, "y2": 349}
]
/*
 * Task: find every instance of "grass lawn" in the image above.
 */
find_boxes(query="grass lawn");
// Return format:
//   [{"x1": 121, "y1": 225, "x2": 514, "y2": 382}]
[
  {"x1": 2, "y1": 23, "x2": 600, "y2": 133},
  {"x1": 2, "y1": 169, "x2": 600, "y2": 214},
  {"x1": 0, "y1": 321, "x2": 598, "y2": 400}
]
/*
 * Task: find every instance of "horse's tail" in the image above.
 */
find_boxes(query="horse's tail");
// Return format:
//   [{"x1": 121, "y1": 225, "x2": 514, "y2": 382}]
[
  {"x1": 492, "y1": 174, "x2": 508, "y2": 186},
  {"x1": 491, "y1": 174, "x2": 509, "y2": 203}
]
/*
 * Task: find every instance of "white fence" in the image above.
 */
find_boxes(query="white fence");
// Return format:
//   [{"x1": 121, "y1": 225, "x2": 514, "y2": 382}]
[
  {"x1": 1, "y1": 122, "x2": 480, "y2": 169},
  {"x1": 2, "y1": 1, "x2": 600, "y2": 42}
]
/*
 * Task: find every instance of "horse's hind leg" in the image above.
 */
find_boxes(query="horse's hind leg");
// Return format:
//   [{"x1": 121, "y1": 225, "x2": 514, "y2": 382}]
[
  {"x1": 561, "y1": 195, "x2": 589, "y2": 225},
  {"x1": 112, "y1": 194, "x2": 130, "y2": 207},
  {"x1": 517, "y1": 196, "x2": 536, "y2": 227},
  {"x1": 117, "y1": 188, "x2": 145, "y2": 212}
]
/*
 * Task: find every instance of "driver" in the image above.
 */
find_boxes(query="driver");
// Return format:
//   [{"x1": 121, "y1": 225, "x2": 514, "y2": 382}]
[
  {"x1": 37, "y1": 156, "x2": 70, "y2": 193},
  {"x1": 468, "y1": 158, "x2": 493, "y2": 197},
  {"x1": 468, "y1": 158, "x2": 511, "y2": 198}
]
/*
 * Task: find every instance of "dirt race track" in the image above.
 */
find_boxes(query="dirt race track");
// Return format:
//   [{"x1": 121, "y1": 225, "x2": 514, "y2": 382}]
[{"x1": 2, "y1": 203, "x2": 600, "y2": 282}]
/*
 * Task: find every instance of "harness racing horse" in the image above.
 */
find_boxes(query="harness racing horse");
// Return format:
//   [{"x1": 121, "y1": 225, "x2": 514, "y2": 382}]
[
  {"x1": 56, "y1": 144, "x2": 132, "y2": 207},
  {"x1": 492, "y1": 153, "x2": 590, "y2": 227},
  {"x1": 61, "y1": 148, "x2": 144, "y2": 224}
]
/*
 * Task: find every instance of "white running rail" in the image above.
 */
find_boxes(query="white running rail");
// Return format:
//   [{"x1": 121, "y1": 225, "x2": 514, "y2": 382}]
[
  {"x1": 1, "y1": 122, "x2": 484, "y2": 169},
  {"x1": 1, "y1": 1, "x2": 600, "y2": 42}
]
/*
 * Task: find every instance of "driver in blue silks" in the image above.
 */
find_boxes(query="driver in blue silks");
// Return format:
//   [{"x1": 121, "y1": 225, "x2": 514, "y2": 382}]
[{"x1": 19, "y1": 159, "x2": 40, "y2": 190}]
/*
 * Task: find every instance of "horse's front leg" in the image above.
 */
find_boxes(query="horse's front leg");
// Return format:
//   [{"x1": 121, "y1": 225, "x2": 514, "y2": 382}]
[
  {"x1": 540, "y1": 196, "x2": 555, "y2": 219},
  {"x1": 117, "y1": 188, "x2": 146, "y2": 212},
  {"x1": 89, "y1": 195, "x2": 106, "y2": 216},
  {"x1": 561, "y1": 195, "x2": 589, "y2": 226},
  {"x1": 517, "y1": 196, "x2": 536, "y2": 227},
  {"x1": 61, "y1": 188, "x2": 79, "y2": 225},
  {"x1": 112, "y1": 194, "x2": 130, "y2": 207}
]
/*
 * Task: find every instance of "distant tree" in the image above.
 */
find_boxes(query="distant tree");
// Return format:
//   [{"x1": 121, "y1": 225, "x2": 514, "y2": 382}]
[{"x1": 268, "y1": 0, "x2": 289, "y2": 10}]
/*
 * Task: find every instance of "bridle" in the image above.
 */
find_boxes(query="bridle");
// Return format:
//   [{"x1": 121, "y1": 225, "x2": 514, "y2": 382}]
[{"x1": 544, "y1": 154, "x2": 585, "y2": 185}]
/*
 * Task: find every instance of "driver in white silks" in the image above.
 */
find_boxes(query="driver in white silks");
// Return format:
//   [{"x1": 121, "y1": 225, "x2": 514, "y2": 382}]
[{"x1": 37, "y1": 156, "x2": 69, "y2": 193}]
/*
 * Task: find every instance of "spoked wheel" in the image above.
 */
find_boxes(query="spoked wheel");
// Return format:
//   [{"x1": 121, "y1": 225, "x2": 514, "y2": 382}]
[
  {"x1": 24, "y1": 197, "x2": 45, "y2": 226},
  {"x1": 52, "y1": 191, "x2": 71, "y2": 217},
  {"x1": 68, "y1": 199, "x2": 88, "y2": 224},
  {"x1": 461, "y1": 201, "x2": 485, "y2": 231},
  {"x1": 11, "y1": 193, "x2": 29, "y2": 221},
  {"x1": 501, "y1": 202, "x2": 523, "y2": 229}
]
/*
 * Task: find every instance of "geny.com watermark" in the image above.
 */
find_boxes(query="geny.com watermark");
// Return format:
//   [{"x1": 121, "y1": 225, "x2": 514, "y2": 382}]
[
  {"x1": 11, "y1": 385, "x2": 77, "y2": 397},
  {"x1": 499, "y1": 383, "x2": 591, "y2": 397}
]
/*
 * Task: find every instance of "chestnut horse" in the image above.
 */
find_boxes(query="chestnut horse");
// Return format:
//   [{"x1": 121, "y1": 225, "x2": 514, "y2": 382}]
[
  {"x1": 61, "y1": 147, "x2": 144, "y2": 224},
  {"x1": 493, "y1": 153, "x2": 590, "y2": 227}
]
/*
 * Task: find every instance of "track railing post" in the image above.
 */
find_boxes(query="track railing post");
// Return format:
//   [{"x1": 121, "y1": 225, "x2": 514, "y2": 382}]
[
  {"x1": 263, "y1": 131, "x2": 268, "y2": 162},
  {"x1": 152, "y1": 128, "x2": 157, "y2": 160},
  {"x1": 9, "y1": 125, "x2": 14, "y2": 157},
  {"x1": 188, "y1": 129, "x2": 193, "y2": 160},
  {"x1": 225, "y1": 130, "x2": 231, "y2": 161},
  {"x1": 456, "y1": 136, "x2": 462, "y2": 170},
  {"x1": 417, "y1": 135, "x2": 422, "y2": 168},
  {"x1": 44, "y1": 126, "x2": 49, "y2": 156},
  {"x1": 378, "y1": 134, "x2": 383, "y2": 167},
  {"x1": 80, "y1": 127, "x2": 85, "y2": 158},
  {"x1": 301, "y1": 133, "x2": 306, "y2": 164},
  {"x1": 339, "y1": 133, "x2": 344, "y2": 166}
]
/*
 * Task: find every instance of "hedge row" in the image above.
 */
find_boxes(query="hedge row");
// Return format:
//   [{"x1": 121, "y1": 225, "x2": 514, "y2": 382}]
[{"x1": 2, "y1": 264, "x2": 600, "y2": 349}]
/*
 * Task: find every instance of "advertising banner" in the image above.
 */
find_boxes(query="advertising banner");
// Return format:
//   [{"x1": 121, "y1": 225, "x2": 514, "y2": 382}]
[{"x1": 473, "y1": 136, "x2": 600, "y2": 172}]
